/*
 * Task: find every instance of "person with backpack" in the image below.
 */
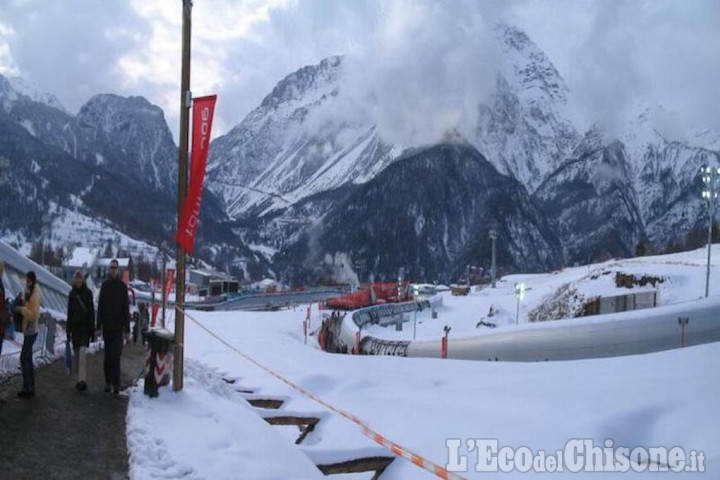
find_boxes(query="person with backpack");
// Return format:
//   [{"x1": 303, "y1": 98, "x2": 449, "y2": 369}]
[
  {"x1": 16, "y1": 270, "x2": 41, "y2": 399},
  {"x1": 67, "y1": 271, "x2": 95, "y2": 391},
  {"x1": 0, "y1": 260, "x2": 8, "y2": 357},
  {"x1": 97, "y1": 259, "x2": 130, "y2": 395},
  {"x1": 139, "y1": 303, "x2": 149, "y2": 346},
  {"x1": 0, "y1": 260, "x2": 10, "y2": 355}
]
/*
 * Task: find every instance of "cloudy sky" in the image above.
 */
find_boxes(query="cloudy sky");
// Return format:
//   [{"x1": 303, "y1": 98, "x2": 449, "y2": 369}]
[{"x1": 0, "y1": 0, "x2": 718, "y2": 142}]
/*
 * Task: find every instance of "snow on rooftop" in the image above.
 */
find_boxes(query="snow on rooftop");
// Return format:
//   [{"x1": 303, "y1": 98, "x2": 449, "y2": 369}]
[
  {"x1": 190, "y1": 268, "x2": 236, "y2": 281},
  {"x1": 97, "y1": 257, "x2": 130, "y2": 268},
  {"x1": 67, "y1": 247, "x2": 98, "y2": 268}
]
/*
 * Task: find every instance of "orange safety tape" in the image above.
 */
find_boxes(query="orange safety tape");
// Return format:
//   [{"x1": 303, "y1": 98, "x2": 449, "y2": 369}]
[{"x1": 177, "y1": 306, "x2": 467, "y2": 480}]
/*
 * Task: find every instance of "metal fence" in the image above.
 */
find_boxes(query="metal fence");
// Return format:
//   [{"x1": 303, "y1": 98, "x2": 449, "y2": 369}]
[
  {"x1": 1, "y1": 313, "x2": 65, "y2": 377},
  {"x1": 352, "y1": 300, "x2": 431, "y2": 329}
]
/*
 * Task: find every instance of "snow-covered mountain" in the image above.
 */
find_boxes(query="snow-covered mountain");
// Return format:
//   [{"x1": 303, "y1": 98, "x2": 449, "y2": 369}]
[
  {"x1": 207, "y1": 25, "x2": 579, "y2": 220},
  {"x1": 2, "y1": 21, "x2": 719, "y2": 282},
  {"x1": 6, "y1": 76, "x2": 67, "y2": 113},
  {"x1": 208, "y1": 23, "x2": 718, "y2": 279},
  {"x1": 535, "y1": 107, "x2": 720, "y2": 263},
  {"x1": 617, "y1": 108, "x2": 719, "y2": 247},
  {"x1": 0, "y1": 74, "x2": 270, "y2": 280},
  {"x1": 473, "y1": 25, "x2": 579, "y2": 190},
  {"x1": 535, "y1": 130, "x2": 646, "y2": 262},
  {"x1": 207, "y1": 56, "x2": 398, "y2": 218},
  {"x1": 273, "y1": 143, "x2": 563, "y2": 283},
  {"x1": 2, "y1": 85, "x2": 178, "y2": 194}
]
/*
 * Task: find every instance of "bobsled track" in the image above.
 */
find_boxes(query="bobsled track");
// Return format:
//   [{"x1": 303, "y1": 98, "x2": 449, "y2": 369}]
[
  {"x1": 190, "y1": 288, "x2": 345, "y2": 312},
  {"x1": 335, "y1": 296, "x2": 720, "y2": 361}
]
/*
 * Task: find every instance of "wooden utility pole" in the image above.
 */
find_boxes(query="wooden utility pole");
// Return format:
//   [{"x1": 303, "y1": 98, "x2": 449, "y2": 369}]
[{"x1": 173, "y1": 0, "x2": 192, "y2": 392}]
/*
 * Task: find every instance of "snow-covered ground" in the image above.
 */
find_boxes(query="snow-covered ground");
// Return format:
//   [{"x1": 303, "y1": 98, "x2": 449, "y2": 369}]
[
  {"x1": 127, "y1": 299, "x2": 720, "y2": 479},
  {"x1": 127, "y1": 360, "x2": 326, "y2": 480},
  {"x1": 365, "y1": 245, "x2": 720, "y2": 342}
]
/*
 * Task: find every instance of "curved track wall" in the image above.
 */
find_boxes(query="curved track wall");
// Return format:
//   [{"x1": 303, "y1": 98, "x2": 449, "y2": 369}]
[{"x1": 341, "y1": 294, "x2": 720, "y2": 361}]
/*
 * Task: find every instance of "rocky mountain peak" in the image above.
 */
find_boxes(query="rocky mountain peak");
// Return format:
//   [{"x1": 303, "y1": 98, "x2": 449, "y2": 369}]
[
  {"x1": 259, "y1": 55, "x2": 343, "y2": 111},
  {"x1": 6, "y1": 75, "x2": 67, "y2": 113},
  {"x1": 0, "y1": 73, "x2": 68, "y2": 115},
  {"x1": 496, "y1": 24, "x2": 569, "y2": 105},
  {"x1": 77, "y1": 94, "x2": 165, "y2": 133},
  {"x1": 73, "y1": 93, "x2": 177, "y2": 192}
]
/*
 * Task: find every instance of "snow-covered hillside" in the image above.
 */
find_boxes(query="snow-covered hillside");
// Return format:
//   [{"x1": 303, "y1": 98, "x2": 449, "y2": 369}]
[
  {"x1": 0, "y1": 203, "x2": 160, "y2": 260},
  {"x1": 366, "y1": 245, "x2": 720, "y2": 341}
]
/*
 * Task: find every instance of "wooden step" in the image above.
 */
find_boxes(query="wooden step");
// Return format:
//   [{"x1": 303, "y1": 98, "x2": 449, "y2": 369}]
[
  {"x1": 264, "y1": 415, "x2": 320, "y2": 444},
  {"x1": 317, "y1": 456, "x2": 394, "y2": 480},
  {"x1": 247, "y1": 398, "x2": 285, "y2": 409}
]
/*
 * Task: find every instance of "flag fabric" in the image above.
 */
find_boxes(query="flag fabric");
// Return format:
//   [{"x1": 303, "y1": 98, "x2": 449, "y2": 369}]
[
  {"x1": 176, "y1": 95, "x2": 217, "y2": 254},
  {"x1": 151, "y1": 303, "x2": 160, "y2": 328},
  {"x1": 164, "y1": 269, "x2": 175, "y2": 305}
]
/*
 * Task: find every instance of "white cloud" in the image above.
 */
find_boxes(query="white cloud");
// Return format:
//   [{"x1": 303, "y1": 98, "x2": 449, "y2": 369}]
[
  {"x1": 0, "y1": 22, "x2": 19, "y2": 76},
  {"x1": 323, "y1": 0, "x2": 507, "y2": 147},
  {"x1": 510, "y1": 0, "x2": 720, "y2": 138},
  {"x1": 0, "y1": 0, "x2": 718, "y2": 144}
]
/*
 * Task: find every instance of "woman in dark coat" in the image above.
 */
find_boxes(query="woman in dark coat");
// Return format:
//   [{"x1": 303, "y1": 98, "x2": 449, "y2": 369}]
[{"x1": 67, "y1": 271, "x2": 95, "y2": 391}]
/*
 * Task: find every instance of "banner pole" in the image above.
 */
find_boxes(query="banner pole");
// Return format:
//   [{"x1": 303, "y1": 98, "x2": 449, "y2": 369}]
[{"x1": 173, "y1": 0, "x2": 192, "y2": 392}]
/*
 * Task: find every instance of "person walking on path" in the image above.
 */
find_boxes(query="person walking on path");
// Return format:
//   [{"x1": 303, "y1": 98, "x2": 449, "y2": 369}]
[
  {"x1": 16, "y1": 270, "x2": 41, "y2": 399},
  {"x1": 139, "y1": 303, "x2": 149, "y2": 346},
  {"x1": 67, "y1": 271, "x2": 95, "y2": 392},
  {"x1": 97, "y1": 259, "x2": 130, "y2": 395},
  {"x1": 0, "y1": 260, "x2": 8, "y2": 357}
]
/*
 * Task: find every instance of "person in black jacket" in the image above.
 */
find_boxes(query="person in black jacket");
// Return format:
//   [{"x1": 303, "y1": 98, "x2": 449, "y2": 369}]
[
  {"x1": 67, "y1": 271, "x2": 95, "y2": 391},
  {"x1": 97, "y1": 259, "x2": 130, "y2": 394},
  {"x1": 0, "y1": 260, "x2": 7, "y2": 358}
]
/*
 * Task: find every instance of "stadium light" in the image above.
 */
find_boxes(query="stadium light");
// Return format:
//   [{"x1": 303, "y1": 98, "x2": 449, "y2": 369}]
[{"x1": 514, "y1": 282, "x2": 525, "y2": 325}]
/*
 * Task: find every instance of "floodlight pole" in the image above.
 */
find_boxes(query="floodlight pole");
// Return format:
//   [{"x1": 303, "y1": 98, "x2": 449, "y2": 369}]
[
  {"x1": 160, "y1": 241, "x2": 168, "y2": 328},
  {"x1": 489, "y1": 230, "x2": 498, "y2": 288},
  {"x1": 41, "y1": 214, "x2": 50, "y2": 266},
  {"x1": 514, "y1": 283, "x2": 524, "y2": 325},
  {"x1": 706, "y1": 192, "x2": 714, "y2": 298},
  {"x1": 701, "y1": 166, "x2": 720, "y2": 298},
  {"x1": 412, "y1": 285, "x2": 418, "y2": 340},
  {"x1": 173, "y1": 0, "x2": 192, "y2": 393}
]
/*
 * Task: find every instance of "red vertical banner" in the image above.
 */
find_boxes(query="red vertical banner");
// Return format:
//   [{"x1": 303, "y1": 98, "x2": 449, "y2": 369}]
[
  {"x1": 176, "y1": 95, "x2": 217, "y2": 254},
  {"x1": 151, "y1": 304, "x2": 160, "y2": 328},
  {"x1": 164, "y1": 269, "x2": 175, "y2": 305}
]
